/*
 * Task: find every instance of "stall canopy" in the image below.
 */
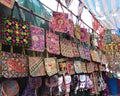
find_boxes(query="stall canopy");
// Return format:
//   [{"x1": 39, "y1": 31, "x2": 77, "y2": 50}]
[{"x1": 81, "y1": 0, "x2": 120, "y2": 31}]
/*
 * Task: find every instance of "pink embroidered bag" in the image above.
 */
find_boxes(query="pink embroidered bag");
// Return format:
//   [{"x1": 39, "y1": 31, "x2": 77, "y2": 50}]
[
  {"x1": 1, "y1": 51, "x2": 28, "y2": 78},
  {"x1": 28, "y1": 25, "x2": 45, "y2": 52},
  {"x1": 46, "y1": 30, "x2": 60, "y2": 55}
]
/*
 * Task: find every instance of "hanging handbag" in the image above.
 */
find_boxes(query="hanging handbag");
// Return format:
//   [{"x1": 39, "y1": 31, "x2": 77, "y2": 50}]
[
  {"x1": 80, "y1": 28, "x2": 87, "y2": 42},
  {"x1": 74, "y1": 60, "x2": 82, "y2": 74},
  {"x1": 46, "y1": 30, "x2": 60, "y2": 55},
  {"x1": 60, "y1": 37, "x2": 73, "y2": 57},
  {"x1": 81, "y1": 61, "x2": 87, "y2": 73},
  {"x1": 51, "y1": 2, "x2": 68, "y2": 33},
  {"x1": 44, "y1": 75, "x2": 59, "y2": 96},
  {"x1": 0, "y1": 0, "x2": 15, "y2": 9},
  {"x1": 22, "y1": 77, "x2": 42, "y2": 96},
  {"x1": 72, "y1": 41, "x2": 79, "y2": 57},
  {"x1": 28, "y1": 25, "x2": 45, "y2": 52},
  {"x1": 44, "y1": 57, "x2": 58, "y2": 76},
  {"x1": 78, "y1": 44, "x2": 86, "y2": 59},
  {"x1": 1, "y1": 2, "x2": 31, "y2": 47},
  {"x1": 86, "y1": 62, "x2": 94, "y2": 73},
  {"x1": 66, "y1": 60, "x2": 75, "y2": 75},
  {"x1": 57, "y1": 58, "x2": 67, "y2": 75},
  {"x1": 2, "y1": 80, "x2": 19, "y2": 96},
  {"x1": 1, "y1": 50, "x2": 28, "y2": 78},
  {"x1": 84, "y1": 46, "x2": 91, "y2": 61},
  {"x1": 74, "y1": 24, "x2": 81, "y2": 40},
  {"x1": 29, "y1": 56, "x2": 46, "y2": 77}
]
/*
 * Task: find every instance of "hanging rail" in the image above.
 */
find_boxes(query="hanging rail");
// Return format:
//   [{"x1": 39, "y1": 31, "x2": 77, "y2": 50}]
[{"x1": 18, "y1": 3, "x2": 50, "y2": 22}]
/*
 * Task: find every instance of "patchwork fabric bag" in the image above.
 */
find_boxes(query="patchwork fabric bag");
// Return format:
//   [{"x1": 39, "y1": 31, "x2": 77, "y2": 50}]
[
  {"x1": 29, "y1": 56, "x2": 46, "y2": 77},
  {"x1": 0, "y1": 0, "x2": 15, "y2": 9},
  {"x1": 60, "y1": 38, "x2": 73, "y2": 57},
  {"x1": 1, "y1": 51, "x2": 28, "y2": 78},
  {"x1": 46, "y1": 31, "x2": 60, "y2": 55},
  {"x1": 74, "y1": 60, "x2": 82, "y2": 74},
  {"x1": 2, "y1": 80, "x2": 19, "y2": 96},
  {"x1": 44, "y1": 57, "x2": 58, "y2": 76},
  {"x1": 66, "y1": 60, "x2": 75, "y2": 75},
  {"x1": 28, "y1": 25, "x2": 45, "y2": 52},
  {"x1": 51, "y1": 11, "x2": 68, "y2": 33},
  {"x1": 57, "y1": 58, "x2": 67, "y2": 75},
  {"x1": 1, "y1": 3, "x2": 31, "y2": 47}
]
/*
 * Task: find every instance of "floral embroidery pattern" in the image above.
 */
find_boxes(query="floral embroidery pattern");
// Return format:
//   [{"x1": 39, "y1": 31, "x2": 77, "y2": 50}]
[
  {"x1": 51, "y1": 11, "x2": 68, "y2": 33},
  {"x1": 1, "y1": 15, "x2": 31, "y2": 47}
]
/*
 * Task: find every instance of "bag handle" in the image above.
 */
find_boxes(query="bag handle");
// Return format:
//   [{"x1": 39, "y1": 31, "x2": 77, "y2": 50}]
[
  {"x1": 56, "y1": 0, "x2": 64, "y2": 13},
  {"x1": 11, "y1": 1, "x2": 23, "y2": 20},
  {"x1": 29, "y1": 10, "x2": 38, "y2": 26}
]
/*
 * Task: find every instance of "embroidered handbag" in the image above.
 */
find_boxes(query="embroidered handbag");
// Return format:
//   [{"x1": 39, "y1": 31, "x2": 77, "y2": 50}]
[
  {"x1": 57, "y1": 58, "x2": 67, "y2": 75},
  {"x1": 67, "y1": 19, "x2": 74, "y2": 37},
  {"x1": 78, "y1": 44, "x2": 86, "y2": 59},
  {"x1": 44, "y1": 57, "x2": 58, "y2": 76},
  {"x1": 2, "y1": 80, "x2": 19, "y2": 96},
  {"x1": 46, "y1": 30, "x2": 60, "y2": 55},
  {"x1": 0, "y1": 0, "x2": 15, "y2": 9},
  {"x1": 80, "y1": 28, "x2": 87, "y2": 42},
  {"x1": 1, "y1": 3, "x2": 31, "y2": 47},
  {"x1": 60, "y1": 38, "x2": 73, "y2": 57},
  {"x1": 81, "y1": 62, "x2": 87, "y2": 73},
  {"x1": 66, "y1": 60, "x2": 75, "y2": 75},
  {"x1": 74, "y1": 60, "x2": 82, "y2": 74},
  {"x1": 28, "y1": 25, "x2": 45, "y2": 52},
  {"x1": 29, "y1": 56, "x2": 46, "y2": 77},
  {"x1": 86, "y1": 62, "x2": 94, "y2": 73},
  {"x1": 74, "y1": 24, "x2": 81, "y2": 40},
  {"x1": 84, "y1": 46, "x2": 91, "y2": 61},
  {"x1": 51, "y1": 11, "x2": 68, "y2": 33},
  {"x1": 72, "y1": 42, "x2": 79, "y2": 57},
  {"x1": 1, "y1": 51, "x2": 28, "y2": 78}
]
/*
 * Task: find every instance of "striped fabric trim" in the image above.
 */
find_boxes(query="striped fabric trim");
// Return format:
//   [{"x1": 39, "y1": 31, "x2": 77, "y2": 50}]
[{"x1": 81, "y1": 0, "x2": 120, "y2": 29}]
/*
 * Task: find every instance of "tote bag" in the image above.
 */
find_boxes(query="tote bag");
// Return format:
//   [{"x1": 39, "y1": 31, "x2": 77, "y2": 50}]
[
  {"x1": 29, "y1": 56, "x2": 46, "y2": 77},
  {"x1": 1, "y1": 51, "x2": 28, "y2": 78}
]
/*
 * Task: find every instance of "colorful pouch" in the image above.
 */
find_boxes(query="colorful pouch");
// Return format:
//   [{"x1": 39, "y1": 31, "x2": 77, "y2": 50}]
[
  {"x1": 29, "y1": 56, "x2": 46, "y2": 77},
  {"x1": 66, "y1": 60, "x2": 75, "y2": 75},
  {"x1": 60, "y1": 38, "x2": 73, "y2": 57},
  {"x1": 81, "y1": 62, "x2": 87, "y2": 73},
  {"x1": 44, "y1": 57, "x2": 58, "y2": 76},
  {"x1": 46, "y1": 31, "x2": 60, "y2": 55},
  {"x1": 84, "y1": 47, "x2": 91, "y2": 61},
  {"x1": 1, "y1": 51, "x2": 28, "y2": 78},
  {"x1": 78, "y1": 44, "x2": 86, "y2": 59},
  {"x1": 74, "y1": 60, "x2": 82, "y2": 74},
  {"x1": 28, "y1": 25, "x2": 45, "y2": 52},
  {"x1": 0, "y1": 0, "x2": 15, "y2": 9},
  {"x1": 51, "y1": 11, "x2": 68, "y2": 33}
]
